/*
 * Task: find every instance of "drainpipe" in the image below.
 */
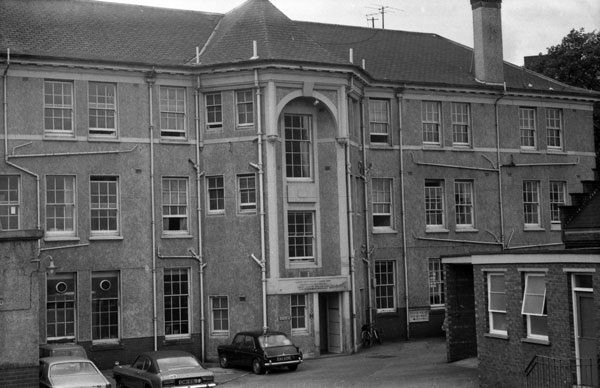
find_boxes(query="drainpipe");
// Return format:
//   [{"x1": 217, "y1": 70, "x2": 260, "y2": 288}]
[
  {"x1": 397, "y1": 92, "x2": 410, "y2": 340},
  {"x1": 494, "y1": 93, "x2": 506, "y2": 248},
  {"x1": 145, "y1": 70, "x2": 158, "y2": 351},
  {"x1": 344, "y1": 130, "x2": 357, "y2": 353},
  {"x1": 359, "y1": 96, "x2": 373, "y2": 327}
]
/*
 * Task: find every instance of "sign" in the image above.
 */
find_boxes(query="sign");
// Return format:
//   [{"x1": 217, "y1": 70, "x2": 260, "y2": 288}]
[
  {"x1": 408, "y1": 309, "x2": 430, "y2": 323},
  {"x1": 267, "y1": 276, "x2": 350, "y2": 294}
]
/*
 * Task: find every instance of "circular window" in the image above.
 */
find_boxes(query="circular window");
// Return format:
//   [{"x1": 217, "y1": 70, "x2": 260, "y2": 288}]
[
  {"x1": 99, "y1": 279, "x2": 112, "y2": 291},
  {"x1": 55, "y1": 282, "x2": 68, "y2": 294}
]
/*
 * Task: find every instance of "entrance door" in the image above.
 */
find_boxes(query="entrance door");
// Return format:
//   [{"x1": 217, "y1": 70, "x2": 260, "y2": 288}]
[
  {"x1": 573, "y1": 274, "x2": 597, "y2": 387},
  {"x1": 318, "y1": 293, "x2": 342, "y2": 354}
]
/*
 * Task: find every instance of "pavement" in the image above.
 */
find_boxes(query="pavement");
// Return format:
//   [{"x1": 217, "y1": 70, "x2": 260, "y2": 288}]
[{"x1": 103, "y1": 337, "x2": 479, "y2": 387}]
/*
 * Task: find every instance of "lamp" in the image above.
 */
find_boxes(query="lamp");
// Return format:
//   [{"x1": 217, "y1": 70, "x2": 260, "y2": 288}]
[{"x1": 43, "y1": 255, "x2": 57, "y2": 275}]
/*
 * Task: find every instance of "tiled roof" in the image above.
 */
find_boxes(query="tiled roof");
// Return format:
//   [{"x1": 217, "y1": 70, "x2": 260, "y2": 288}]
[{"x1": 0, "y1": 0, "x2": 596, "y2": 96}]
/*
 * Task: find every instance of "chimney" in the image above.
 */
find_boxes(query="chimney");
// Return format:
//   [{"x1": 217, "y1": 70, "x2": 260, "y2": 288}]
[{"x1": 471, "y1": 0, "x2": 504, "y2": 84}]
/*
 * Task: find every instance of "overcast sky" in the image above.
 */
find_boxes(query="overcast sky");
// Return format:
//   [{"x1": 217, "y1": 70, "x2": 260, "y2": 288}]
[{"x1": 100, "y1": 0, "x2": 599, "y2": 66}]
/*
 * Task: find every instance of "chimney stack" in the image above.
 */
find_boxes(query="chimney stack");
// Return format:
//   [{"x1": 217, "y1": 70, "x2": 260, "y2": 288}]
[{"x1": 471, "y1": 0, "x2": 504, "y2": 84}]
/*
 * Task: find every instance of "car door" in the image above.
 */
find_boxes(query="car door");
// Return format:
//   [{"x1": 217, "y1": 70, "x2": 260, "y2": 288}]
[
  {"x1": 128, "y1": 356, "x2": 151, "y2": 388},
  {"x1": 237, "y1": 335, "x2": 257, "y2": 367},
  {"x1": 229, "y1": 334, "x2": 245, "y2": 366}
]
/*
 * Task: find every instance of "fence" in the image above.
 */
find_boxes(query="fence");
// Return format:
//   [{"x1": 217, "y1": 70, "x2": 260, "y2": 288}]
[{"x1": 525, "y1": 355, "x2": 598, "y2": 388}]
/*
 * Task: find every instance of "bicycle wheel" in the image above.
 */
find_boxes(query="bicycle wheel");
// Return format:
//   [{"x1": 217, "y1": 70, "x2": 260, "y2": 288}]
[
  {"x1": 362, "y1": 331, "x2": 371, "y2": 348},
  {"x1": 373, "y1": 328, "x2": 382, "y2": 345}
]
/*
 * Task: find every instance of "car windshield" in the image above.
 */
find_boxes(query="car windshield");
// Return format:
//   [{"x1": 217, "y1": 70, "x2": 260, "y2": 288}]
[
  {"x1": 50, "y1": 362, "x2": 97, "y2": 376},
  {"x1": 157, "y1": 356, "x2": 201, "y2": 371},
  {"x1": 258, "y1": 334, "x2": 293, "y2": 348}
]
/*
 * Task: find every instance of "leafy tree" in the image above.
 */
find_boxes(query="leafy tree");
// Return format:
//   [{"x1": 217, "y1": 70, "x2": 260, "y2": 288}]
[{"x1": 525, "y1": 28, "x2": 600, "y2": 170}]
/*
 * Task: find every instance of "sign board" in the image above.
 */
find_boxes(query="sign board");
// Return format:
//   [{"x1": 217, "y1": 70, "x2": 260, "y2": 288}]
[
  {"x1": 267, "y1": 276, "x2": 350, "y2": 294},
  {"x1": 408, "y1": 309, "x2": 430, "y2": 323}
]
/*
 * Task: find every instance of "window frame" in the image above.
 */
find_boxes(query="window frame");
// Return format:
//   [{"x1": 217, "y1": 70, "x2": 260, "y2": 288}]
[
  {"x1": 91, "y1": 271, "x2": 120, "y2": 342},
  {"x1": 545, "y1": 108, "x2": 563, "y2": 151},
  {"x1": 210, "y1": 296, "x2": 229, "y2": 335},
  {"x1": 287, "y1": 210, "x2": 316, "y2": 264},
  {"x1": 44, "y1": 80, "x2": 74, "y2": 136},
  {"x1": 236, "y1": 89, "x2": 254, "y2": 128},
  {"x1": 549, "y1": 181, "x2": 566, "y2": 229},
  {"x1": 161, "y1": 177, "x2": 189, "y2": 235},
  {"x1": 454, "y1": 180, "x2": 474, "y2": 230},
  {"x1": 519, "y1": 107, "x2": 537, "y2": 150},
  {"x1": 425, "y1": 180, "x2": 446, "y2": 231},
  {"x1": 164, "y1": 267, "x2": 191, "y2": 338},
  {"x1": 487, "y1": 272, "x2": 507, "y2": 336},
  {"x1": 0, "y1": 175, "x2": 20, "y2": 231},
  {"x1": 428, "y1": 258, "x2": 445, "y2": 308},
  {"x1": 45, "y1": 175, "x2": 77, "y2": 238},
  {"x1": 371, "y1": 177, "x2": 393, "y2": 230},
  {"x1": 521, "y1": 273, "x2": 548, "y2": 341},
  {"x1": 206, "y1": 175, "x2": 225, "y2": 214},
  {"x1": 422, "y1": 101, "x2": 441, "y2": 146},
  {"x1": 88, "y1": 82, "x2": 117, "y2": 137},
  {"x1": 237, "y1": 174, "x2": 257, "y2": 214},
  {"x1": 284, "y1": 113, "x2": 313, "y2": 180},
  {"x1": 369, "y1": 98, "x2": 390, "y2": 145},
  {"x1": 291, "y1": 294, "x2": 308, "y2": 334},
  {"x1": 205, "y1": 92, "x2": 223, "y2": 130},
  {"x1": 523, "y1": 180, "x2": 541, "y2": 229},
  {"x1": 159, "y1": 86, "x2": 186, "y2": 139},
  {"x1": 451, "y1": 102, "x2": 471, "y2": 147},
  {"x1": 89, "y1": 176, "x2": 120, "y2": 238},
  {"x1": 46, "y1": 273, "x2": 77, "y2": 341},
  {"x1": 374, "y1": 260, "x2": 396, "y2": 313}
]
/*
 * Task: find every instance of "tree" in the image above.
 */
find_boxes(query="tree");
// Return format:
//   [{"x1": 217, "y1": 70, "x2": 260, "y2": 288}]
[{"x1": 524, "y1": 28, "x2": 600, "y2": 171}]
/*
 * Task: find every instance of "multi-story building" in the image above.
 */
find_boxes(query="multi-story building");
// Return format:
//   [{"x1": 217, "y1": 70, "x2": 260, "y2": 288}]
[{"x1": 0, "y1": 0, "x2": 597, "y2": 381}]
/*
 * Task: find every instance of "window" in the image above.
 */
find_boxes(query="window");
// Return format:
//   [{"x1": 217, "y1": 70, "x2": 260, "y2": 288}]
[
  {"x1": 47, "y1": 273, "x2": 76, "y2": 340},
  {"x1": 160, "y1": 86, "x2": 186, "y2": 138},
  {"x1": 523, "y1": 180, "x2": 541, "y2": 228},
  {"x1": 519, "y1": 107, "x2": 537, "y2": 149},
  {"x1": 487, "y1": 273, "x2": 507, "y2": 335},
  {"x1": 522, "y1": 273, "x2": 548, "y2": 340},
  {"x1": 211, "y1": 296, "x2": 229, "y2": 334},
  {"x1": 238, "y1": 174, "x2": 256, "y2": 213},
  {"x1": 454, "y1": 180, "x2": 474, "y2": 229},
  {"x1": 88, "y1": 82, "x2": 116, "y2": 137},
  {"x1": 425, "y1": 180, "x2": 445, "y2": 230},
  {"x1": 549, "y1": 181, "x2": 566, "y2": 228},
  {"x1": 236, "y1": 90, "x2": 254, "y2": 127},
  {"x1": 164, "y1": 268, "x2": 190, "y2": 337},
  {"x1": 422, "y1": 101, "x2": 441, "y2": 145},
  {"x1": 0, "y1": 175, "x2": 19, "y2": 230},
  {"x1": 90, "y1": 176, "x2": 119, "y2": 236},
  {"x1": 546, "y1": 108, "x2": 562, "y2": 150},
  {"x1": 44, "y1": 80, "x2": 73, "y2": 134},
  {"x1": 369, "y1": 99, "x2": 390, "y2": 144},
  {"x1": 205, "y1": 92, "x2": 222, "y2": 129},
  {"x1": 287, "y1": 211, "x2": 315, "y2": 264},
  {"x1": 207, "y1": 175, "x2": 224, "y2": 214},
  {"x1": 428, "y1": 258, "x2": 445, "y2": 307},
  {"x1": 46, "y1": 176, "x2": 76, "y2": 237},
  {"x1": 374, "y1": 261, "x2": 395, "y2": 312},
  {"x1": 285, "y1": 114, "x2": 312, "y2": 179},
  {"x1": 451, "y1": 103, "x2": 470, "y2": 146},
  {"x1": 92, "y1": 271, "x2": 119, "y2": 341},
  {"x1": 372, "y1": 178, "x2": 393, "y2": 228},
  {"x1": 162, "y1": 177, "x2": 189, "y2": 234},
  {"x1": 291, "y1": 294, "x2": 307, "y2": 333}
]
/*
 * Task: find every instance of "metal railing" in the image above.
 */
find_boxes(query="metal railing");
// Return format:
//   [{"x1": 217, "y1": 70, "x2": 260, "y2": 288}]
[{"x1": 525, "y1": 355, "x2": 599, "y2": 388}]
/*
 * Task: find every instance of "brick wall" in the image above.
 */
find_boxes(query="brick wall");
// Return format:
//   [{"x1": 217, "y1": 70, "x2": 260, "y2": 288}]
[
  {"x1": 0, "y1": 366, "x2": 38, "y2": 388},
  {"x1": 445, "y1": 264, "x2": 477, "y2": 362}
]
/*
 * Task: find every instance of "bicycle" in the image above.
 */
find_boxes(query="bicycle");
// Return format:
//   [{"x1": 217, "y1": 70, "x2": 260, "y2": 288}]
[{"x1": 361, "y1": 322, "x2": 382, "y2": 348}]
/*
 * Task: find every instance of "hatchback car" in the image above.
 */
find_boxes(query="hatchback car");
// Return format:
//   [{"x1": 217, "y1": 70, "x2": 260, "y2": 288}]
[
  {"x1": 112, "y1": 350, "x2": 216, "y2": 388},
  {"x1": 39, "y1": 356, "x2": 111, "y2": 388},
  {"x1": 217, "y1": 330, "x2": 302, "y2": 374}
]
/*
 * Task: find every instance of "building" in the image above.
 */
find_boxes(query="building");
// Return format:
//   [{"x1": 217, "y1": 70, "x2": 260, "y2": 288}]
[{"x1": 0, "y1": 0, "x2": 597, "y2": 383}]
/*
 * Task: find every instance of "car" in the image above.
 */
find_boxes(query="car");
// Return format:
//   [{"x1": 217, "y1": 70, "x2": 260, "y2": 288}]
[
  {"x1": 39, "y1": 356, "x2": 111, "y2": 388},
  {"x1": 217, "y1": 330, "x2": 302, "y2": 375},
  {"x1": 112, "y1": 350, "x2": 216, "y2": 388},
  {"x1": 39, "y1": 343, "x2": 88, "y2": 359}
]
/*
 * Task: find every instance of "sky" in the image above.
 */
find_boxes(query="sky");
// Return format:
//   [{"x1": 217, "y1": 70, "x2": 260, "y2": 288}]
[{"x1": 99, "y1": 0, "x2": 600, "y2": 66}]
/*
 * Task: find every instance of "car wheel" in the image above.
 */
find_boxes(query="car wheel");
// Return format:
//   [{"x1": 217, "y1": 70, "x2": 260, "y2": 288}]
[
  {"x1": 252, "y1": 358, "x2": 265, "y2": 375},
  {"x1": 288, "y1": 364, "x2": 298, "y2": 372},
  {"x1": 219, "y1": 353, "x2": 230, "y2": 368},
  {"x1": 114, "y1": 377, "x2": 125, "y2": 388}
]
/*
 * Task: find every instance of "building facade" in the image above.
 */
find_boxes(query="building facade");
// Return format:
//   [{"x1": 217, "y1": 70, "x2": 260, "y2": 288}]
[{"x1": 0, "y1": 0, "x2": 597, "y2": 379}]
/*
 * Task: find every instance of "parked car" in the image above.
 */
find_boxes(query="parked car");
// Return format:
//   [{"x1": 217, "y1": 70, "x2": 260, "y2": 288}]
[
  {"x1": 39, "y1": 356, "x2": 111, "y2": 388},
  {"x1": 112, "y1": 350, "x2": 216, "y2": 388},
  {"x1": 217, "y1": 330, "x2": 302, "y2": 374},
  {"x1": 39, "y1": 343, "x2": 88, "y2": 359}
]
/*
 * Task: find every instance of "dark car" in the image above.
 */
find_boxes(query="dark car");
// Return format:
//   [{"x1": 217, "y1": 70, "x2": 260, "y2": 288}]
[
  {"x1": 112, "y1": 350, "x2": 216, "y2": 388},
  {"x1": 217, "y1": 330, "x2": 302, "y2": 374},
  {"x1": 39, "y1": 356, "x2": 111, "y2": 388}
]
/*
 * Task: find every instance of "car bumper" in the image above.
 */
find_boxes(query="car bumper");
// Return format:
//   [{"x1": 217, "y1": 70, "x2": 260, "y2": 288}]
[
  {"x1": 265, "y1": 359, "x2": 303, "y2": 367},
  {"x1": 171, "y1": 384, "x2": 216, "y2": 388}
]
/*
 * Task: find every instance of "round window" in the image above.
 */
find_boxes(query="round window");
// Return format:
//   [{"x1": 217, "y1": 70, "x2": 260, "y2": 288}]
[
  {"x1": 55, "y1": 281, "x2": 68, "y2": 294},
  {"x1": 99, "y1": 279, "x2": 112, "y2": 291}
]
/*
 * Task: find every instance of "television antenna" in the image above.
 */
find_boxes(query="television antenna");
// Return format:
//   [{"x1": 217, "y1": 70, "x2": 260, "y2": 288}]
[
  {"x1": 366, "y1": 4, "x2": 403, "y2": 29},
  {"x1": 366, "y1": 12, "x2": 379, "y2": 28}
]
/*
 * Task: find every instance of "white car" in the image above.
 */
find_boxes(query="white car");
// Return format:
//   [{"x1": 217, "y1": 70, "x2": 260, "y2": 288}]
[{"x1": 39, "y1": 356, "x2": 111, "y2": 388}]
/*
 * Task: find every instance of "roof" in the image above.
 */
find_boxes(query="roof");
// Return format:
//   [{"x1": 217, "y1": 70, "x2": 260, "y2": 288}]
[{"x1": 0, "y1": 0, "x2": 596, "y2": 96}]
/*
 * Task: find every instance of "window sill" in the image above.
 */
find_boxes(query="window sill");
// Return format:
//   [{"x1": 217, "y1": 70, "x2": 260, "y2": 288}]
[
  {"x1": 521, "y1": 337, "x2": 550, "y2": 346},
  {"x1": 91, "y1": 341, "x2": 123, "y2": 351},
  {"x1": 451, "y1": 145, "x2": 473, "y2": 151},
  {"x1": 369, "y1": 144, "x2": 393, "y2": 150},
  {"x1": 159, "y1": 138, "x2": 190, "y2": 144},
  {"x1": 44, "y1": 235, "x2": 80, "y2": 242},
  {"x1": 425, "y1": 228, "x2": 450, "y2": 234},
  {"x1": 210, "y1": 332, "x2": 230, "y2": 337},
  {"x1": 455, "y1": 228, "x2": 478, "y2": 233},
  {"x1": 546, "y1": 149, "x2": 565, "y2": 155},
  {"x1": 207, "y1": 211, "x2": 225, "y2": 216},
  {"x1": 236, "y1": 125, "x2": 255, "y2": 131},
  {"x1": 88, "y1": 136, "x2": 120, "y2": 143},
  {"x1": 484, "y1": 333, "x2": 508, "y2": 340},
  {"x1": 161, "y1": 234, "x2": 193, "y2": 239},
  {"x1": 89, "y1": 235, "x2": 124, "y2": 241},
  {"x1": 44, "y1": 134, "x2": 77, "y2": 141},
  {"x1": 550, "y1": 224, "x2": 562, "y2": 231},
  {"x1": 524, "y1": 227, "x2": 545, "y2": 232},
  {"x1": 519, "y1": 148, "x2": 541, "y2": 154},
  {"x1": 372, "y1": 228, "x2": 397, "y2": 234}
]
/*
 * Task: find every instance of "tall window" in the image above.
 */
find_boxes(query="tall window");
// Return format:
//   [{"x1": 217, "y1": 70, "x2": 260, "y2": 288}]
[
  {"x1": 519, "y1": 107, "x2": 537, "y2": 149},
  {"x1": 164, "y1": 268, "x2": 190, "y2": 337},
  {"x1": 211, "y1": 296, "x2": 229, "y2": 334},
  {"x1": 487, "y1": 273, "x2": 507, "y2": 335},
  {"x1": 46, "y1": 175, "x2": 76, "y2": 237},
  {"x1": 205, "y1": 92, "x2": 222, "y2": 129},
  {"x1": 0, "y1": 175, "x2": 19, "y2": 230},
  {"x1": 160, "y1": 86, "x2": 186, "y2": 138},
  {"x1": 425, "y1": 180, "x2": 445, "y2": 230},
  {"x1": 207, "y1": 175, "x2": 224, "y2": 214},
  {"x1": 162, "y1": 177, "x2": 189, "y2": 234},
  {"x1": 374, "y1": 261, "x2": 395, "y2": 312},
  {"x1": 546, "y1": 108, "x2": 563, "y2": 150},
  {"x1": 454, "y1": 180, "x2": 474, "y2": 229},
  {"x1": 44, "y1": 80, "x2": 73, "y2": 134},
  {"x1": 291, "y1": 294, "x2": 307, "y2": 333},
  {"x1": 549, "y1": 181, "x2": 566, "y2": 228},
  {"x1": 428, "y1": 258, "x2": 445, "y2": 307},
  {"x1": 88, "y1": 82, "x2": 116, "y2": 137},
  {"x1": 372, "y1": 178, "x2": 393, "y2": 228},
  {"x1": 522, "y1": 273, "x2": 548, "y2": 340},
  {"x1": 90, "y1": 176, "x2": 119, "y2": 236},
  {"x1": 422, "y1": 101, "x2": 441, "y2": 145},
  {"x1": 47, "y1": 273, "x2": 76, "y2": 340},
  {"x1": 287, "y1": 211, "x2": 315, "y2": 264},
  {"x1": 236, "y1": 90, "x2": 254, "y2": 127},
  {"x1": 523, "y1": 180, "x2": 541, "y2": 228},
  {"x1": 285, "y1": 114, "x2": 312, "y2": 179},
  {"x1": 451, "y1": 102, "x2": 470, "y2": 146},
  {"x1": 369, "y1": 99, "x2": 390, "y2": 144},
  {"x1": 92, "y1": 271, "x2": 119, "y2": 341},
  {"x1": 238, "y1": 174, "x2": 257, "y2": 213}
]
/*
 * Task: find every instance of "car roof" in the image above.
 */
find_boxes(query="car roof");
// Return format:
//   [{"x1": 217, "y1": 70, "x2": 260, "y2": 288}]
[{"x1": 40, "y1": 356, "x2": 93, "y2": 364}]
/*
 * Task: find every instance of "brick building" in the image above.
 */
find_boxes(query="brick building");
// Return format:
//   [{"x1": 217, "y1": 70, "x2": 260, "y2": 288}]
[{"x1": 0, "y1": 0, "x2": 598, "y2": 384}]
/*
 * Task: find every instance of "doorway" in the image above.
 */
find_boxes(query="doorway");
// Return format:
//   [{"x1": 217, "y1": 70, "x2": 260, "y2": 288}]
[
  {"x1": 318, "y1": 293, "x2": 342, "y2": 354},
  {"x1": 572, "y1": 273, "x2": 597, "y2": 387}
]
